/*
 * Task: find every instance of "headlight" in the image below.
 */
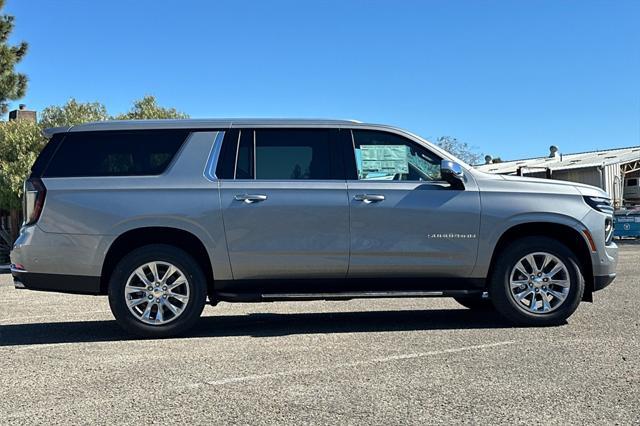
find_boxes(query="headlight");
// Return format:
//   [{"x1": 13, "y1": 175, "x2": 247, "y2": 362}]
[
  {"x1": 583, "y1": 196, "x2": 614, "y2": 215},
  {"x1": 583, "y1": 196, "x2": 614, "y2": 245}
]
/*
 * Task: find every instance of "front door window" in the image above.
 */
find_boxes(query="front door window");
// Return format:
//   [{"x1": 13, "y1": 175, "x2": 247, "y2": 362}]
[{"x1": 352, "y1": 130, "x2": 441, "y2": 181}]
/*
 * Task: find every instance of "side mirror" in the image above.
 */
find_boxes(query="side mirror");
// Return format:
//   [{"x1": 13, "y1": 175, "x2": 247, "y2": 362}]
[{"x1": 441, "y1": 160, "x2": 465, "y2": 189}]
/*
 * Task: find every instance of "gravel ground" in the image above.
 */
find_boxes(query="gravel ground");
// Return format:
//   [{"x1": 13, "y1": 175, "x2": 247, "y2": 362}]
[{"x1": 0, "y1": 244, "x2": 638, "y2": 425}]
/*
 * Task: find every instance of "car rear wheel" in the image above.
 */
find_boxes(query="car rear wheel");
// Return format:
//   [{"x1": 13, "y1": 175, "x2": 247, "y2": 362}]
[
  {"x1": 489, "y1": 236, "x2": 585, "y2": 326},
  {"x1": 108, "y1": 244, "x2": 207, "y2": 338}
]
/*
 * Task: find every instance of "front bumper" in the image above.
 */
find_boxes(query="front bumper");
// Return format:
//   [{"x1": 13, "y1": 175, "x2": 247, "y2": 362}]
[
  {"x1": 591, "y1": 241, "x2": 618, "y2": 277},
  {"x1": 594, "y1": 273, "x2": 616, "y2": 292}
]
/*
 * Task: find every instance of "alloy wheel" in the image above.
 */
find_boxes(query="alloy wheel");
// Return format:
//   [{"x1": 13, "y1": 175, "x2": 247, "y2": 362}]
[
  {"x1": 509, "y1": 252, "x2": 570, "y2": 314},
  {"x1": 124, "y1": 261, "x2": 190, "y2": 325}
]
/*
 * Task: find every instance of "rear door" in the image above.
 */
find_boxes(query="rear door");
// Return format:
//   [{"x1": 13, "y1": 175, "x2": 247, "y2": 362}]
[
  {"x1": 218, "y1": 127, "x2": 350, "y2": 281},
  {"x1": 345, "y1": 129, "x2": 481, "y2": 279}
]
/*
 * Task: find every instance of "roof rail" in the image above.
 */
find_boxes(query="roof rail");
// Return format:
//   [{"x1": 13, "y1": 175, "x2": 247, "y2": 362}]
[{"x1": 42, "y1": 126, "x2": 71, "y2": 138}]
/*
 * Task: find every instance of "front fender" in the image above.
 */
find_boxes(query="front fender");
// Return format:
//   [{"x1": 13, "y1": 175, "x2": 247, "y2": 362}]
[{"x1": 472, "y1": 211, "x2": 592, "y2": 278}]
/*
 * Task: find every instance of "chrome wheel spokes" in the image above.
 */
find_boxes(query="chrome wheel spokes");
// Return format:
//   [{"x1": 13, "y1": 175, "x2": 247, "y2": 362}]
[
  {"x1": 124, "y1": 261, "x2": 190, "y2": 325},
  {"x1": 509, "y1": 252, "x2": 570, "y2": 314}
]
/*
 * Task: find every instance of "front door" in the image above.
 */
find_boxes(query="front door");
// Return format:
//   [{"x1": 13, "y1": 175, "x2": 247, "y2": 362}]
[
  {"x1": 345, "y1": 129, "x2": 481, "y2": 279},
  {"x1": 219, "y1": 128, "x2": 349, "y2": 280}
]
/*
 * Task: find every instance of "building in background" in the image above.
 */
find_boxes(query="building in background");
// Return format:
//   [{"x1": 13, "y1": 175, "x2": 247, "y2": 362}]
[
  {"x1": 475, "y1": 145, "x2": 640, "y2": 209},
  {"x1": 8, "y1": 104, "x2": 36, "y2": 122}
]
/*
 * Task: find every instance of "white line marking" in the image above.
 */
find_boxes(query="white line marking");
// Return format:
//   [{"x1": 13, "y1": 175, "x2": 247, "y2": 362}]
[
  {"x1": 0, "y1": 310, "x2": 110, "y2": 324},
  {"x1": 186, "y1": 341, "x2": 515, "y2": 388}
]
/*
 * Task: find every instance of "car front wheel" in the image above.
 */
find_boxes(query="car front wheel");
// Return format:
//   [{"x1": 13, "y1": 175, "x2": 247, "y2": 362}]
[
  {"x1": 108, "y1": 244, "x2": 207, "y2": 338},
  {"x1": 489, "y1": 236, "x2": 585, "y2": 326}
]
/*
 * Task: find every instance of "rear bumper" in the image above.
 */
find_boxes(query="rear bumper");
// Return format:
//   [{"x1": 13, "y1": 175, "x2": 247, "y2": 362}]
[
  {"x1": 593, "y1": 273, "x2": 616, "y2": 292},
  {"x1": 10, "y1": 224, "x2": 107, "y2": 277},
  {"x1": 11, "y1": 269, "x2": 101, "y2": 295}
]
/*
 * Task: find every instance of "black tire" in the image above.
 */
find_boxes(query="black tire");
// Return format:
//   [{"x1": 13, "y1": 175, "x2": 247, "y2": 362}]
[
  {"x1": 454, "y1": 295, "x2": 494, "y2": 311},
  {"x1": 108, "y1": 244, "x2": 207, "y2": 338},
  {"x1": 489, "y1": 236, "x2": 585, "y2": 326}
]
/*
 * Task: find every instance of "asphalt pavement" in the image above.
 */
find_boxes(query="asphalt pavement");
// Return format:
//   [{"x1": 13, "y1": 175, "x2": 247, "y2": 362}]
[{"x1": 0, "y1": 244, "x2": 638, "y2": 424}]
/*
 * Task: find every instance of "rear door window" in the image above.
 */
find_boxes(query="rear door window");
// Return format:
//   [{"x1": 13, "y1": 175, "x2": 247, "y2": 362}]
[
  {"x1": 236, "y1": 130, "x2": 255, "y2": 179},
  {"x1": 233, "y1": 129, "x2": 343, "y2": 180},
  {"x1": 255, "y1": 129, "x2": 330, "y2": 180},
  {"x1": 43, "y1": 130, "x2": 189, "y2": 177},
  {"x1": 215, "y1": 129, "x2": 239, "y2": 179}
]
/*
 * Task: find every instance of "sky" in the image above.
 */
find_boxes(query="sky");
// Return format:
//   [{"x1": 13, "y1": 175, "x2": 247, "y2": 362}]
[{"x1": 4, "y1": 0, "x2": 640, "y2": 160}]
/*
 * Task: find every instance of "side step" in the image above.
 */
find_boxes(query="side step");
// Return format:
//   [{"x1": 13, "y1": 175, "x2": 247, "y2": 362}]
[{"x1": 216, "y1": 289, "x2": 483, "y2": 303}]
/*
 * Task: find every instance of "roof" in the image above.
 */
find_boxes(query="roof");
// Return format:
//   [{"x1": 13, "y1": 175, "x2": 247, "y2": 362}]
[
  {"x1": 476, "y1": 145, "x2": 640, "y2": 174},
  {"x1": 47, "y1": 118, "x2": 368, "y2": 134}
]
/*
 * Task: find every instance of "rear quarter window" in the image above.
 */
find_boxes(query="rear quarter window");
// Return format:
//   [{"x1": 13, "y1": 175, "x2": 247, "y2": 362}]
[
  {"x1": 42, "y1": 130, "x2": 190, "y2": 177},
  {"x1": 30, "y1": 133, "x2": 65, "y2": 177}
]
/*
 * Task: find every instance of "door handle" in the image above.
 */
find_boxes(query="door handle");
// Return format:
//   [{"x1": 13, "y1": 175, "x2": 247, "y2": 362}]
[
  {"x1": 354, "y1": 194, "x2": 385, "y2": 203},
  {"x1": 234, "y1": 194, "x2": 268, "y2": 203}
]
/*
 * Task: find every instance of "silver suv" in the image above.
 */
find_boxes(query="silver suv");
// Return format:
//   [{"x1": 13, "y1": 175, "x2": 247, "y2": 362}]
[{"x1": 10, "y1": 119, "x2": 618, "y2": 337}]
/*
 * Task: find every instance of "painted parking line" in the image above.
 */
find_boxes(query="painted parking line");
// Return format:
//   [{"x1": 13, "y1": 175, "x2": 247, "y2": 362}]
[
  {"x1": 184, "y1": 340, "x2": 516, "y2": 388},
  {"x1": 0, "y1": 310, "x2": 110, "y2": 325}
]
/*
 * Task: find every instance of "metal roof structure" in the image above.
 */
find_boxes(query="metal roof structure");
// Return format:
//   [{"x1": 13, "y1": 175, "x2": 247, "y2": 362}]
[{"x1": 476, "y1": 145, "x2": 640, "y2": 174}]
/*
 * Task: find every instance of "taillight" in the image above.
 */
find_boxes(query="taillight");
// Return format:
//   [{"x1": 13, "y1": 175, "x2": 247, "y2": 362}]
[{"x1": 23, "y1": 177, "x2": 46, "y2": 225}]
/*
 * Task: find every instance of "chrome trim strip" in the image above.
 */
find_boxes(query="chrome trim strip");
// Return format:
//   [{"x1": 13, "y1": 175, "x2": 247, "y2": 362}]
[{"x1": 203, "y1": 131, "x2": 225, "y2": 181}]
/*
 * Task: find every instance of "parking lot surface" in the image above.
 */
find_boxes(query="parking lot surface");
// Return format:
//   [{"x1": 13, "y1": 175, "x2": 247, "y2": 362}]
[{"x1": 1, "y1": 244, "x2": 639, "y2": 425}]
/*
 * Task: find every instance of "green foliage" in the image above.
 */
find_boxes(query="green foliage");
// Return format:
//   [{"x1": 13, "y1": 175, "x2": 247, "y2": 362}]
[
  {"x1": 0, "y1": 119, "x2": 45, "y2": 209},
  {"x1": 0, "y1": 0, "x2": 28, "y2": 114},
  {"x1": 436, "y1": 136, "x2": 482, "y2": 165},
  {"x1": 39, "y1": 98, "x2": 109, "y2": 129},
  {"x1": 36, "y1": 96, "x2": 188, "y2": 130},
  {"x1": 0, "y1": 96, "x2": 188, "y2": 250},
  {"x1": 0, "y1": 96, "x2": 188, "y2": 215},
  {"x1": 115, "y1": 95, "x2": 188, "y2": 120}
]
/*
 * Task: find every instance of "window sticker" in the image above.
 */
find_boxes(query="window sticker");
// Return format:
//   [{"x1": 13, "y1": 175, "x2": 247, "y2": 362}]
[{"x1": 359, "y1": 145, "x2": 410, "y2": 177}]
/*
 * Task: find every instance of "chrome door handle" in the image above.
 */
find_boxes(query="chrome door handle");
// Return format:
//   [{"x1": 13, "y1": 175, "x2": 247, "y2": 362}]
[
  {"x1": 234, "y1": 194, "x2": 268, "y2": 203},
  {"x1": 354, "y1": 194, "x2": 385, "y2": 203}
]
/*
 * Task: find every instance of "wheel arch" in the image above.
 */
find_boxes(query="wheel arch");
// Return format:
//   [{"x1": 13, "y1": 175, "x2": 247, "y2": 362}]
[
  {"x1": 100, "y1": 227, "x2": 214, "y2": 296},
  {"x1": 487, "y1": 222, "x2": 594, "y2": 301}
]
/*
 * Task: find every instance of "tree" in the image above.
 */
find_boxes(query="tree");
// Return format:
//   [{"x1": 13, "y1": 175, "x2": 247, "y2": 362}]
[
  {"x1": 39, "y1": 98, "x2": 109, "y2": 129},
  {"x1": 0, "y1": 119, "x2": 44, "y2": 245},
  {"x1": 115, "y1": 95, "x2": 188, "y2": 120},
  {"x1": 0, "y1": 95, "x2": 188, "y2": 252},
  {"x1": 435, "y1": 136, "x2": 482, "y2": 165},
  {"x1": 0, "y1": 0, "x2": 28, "y2": 114},
  {"x1": 38, "y1": 96, "x2": 188, "y2": 128}
]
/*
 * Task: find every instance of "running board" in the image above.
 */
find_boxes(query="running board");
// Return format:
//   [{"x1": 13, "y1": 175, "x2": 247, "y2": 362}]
[
  {"x1": 262, "y1": 291, "x2": 449, "y2": 300},
  {"x1": 216, "y1": 289, "x2": 483, "y2": 303}
]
